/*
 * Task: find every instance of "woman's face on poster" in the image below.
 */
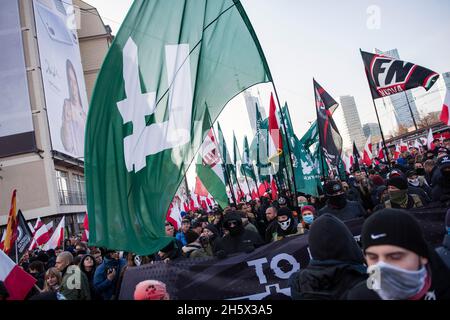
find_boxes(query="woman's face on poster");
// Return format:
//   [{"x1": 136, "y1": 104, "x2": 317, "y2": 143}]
[{"x1": 68, "y1": 66, "x2": 79, "y2": 102}]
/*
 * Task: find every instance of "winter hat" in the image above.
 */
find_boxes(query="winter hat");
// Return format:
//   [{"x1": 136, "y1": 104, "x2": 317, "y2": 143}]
[
  {"x1": 223, "y1": 212, "x2": 243, "y2": 229},
  {"x1": 438, "y1": 155, "x2": 450, "y2": 170},
  {"x1": 370, "y1": 175, "x2": 385, "y2": 187},
  {"x1": 324, "y1": 180, "x2": 344, "y2": 196},
  {"x1": 387, "y1": 175, "x2": 408, "y2": 190},
  {"x1": 204, "y1": 224, "x2": 219, "y2": 237},
  {"x1": 134, "y1": 280, "x2": 168, "y2": 300},
  {"x1": 185, "y1": 230, "x2": 199, "y2": 244},
  {"x1": 278, "y1": 196, "x2": 287, "y2": 206},
  {"x1": 301, "y1": 205, "x2": 316, "y2": 216},
  {"x1": 308, "y1": 214, "x2": 364, "y2": 263},
  {"x1": 361, "y1": 208, "x2": 429, "y2": 258},
  {"x1": 277, "y1": 207, "x2": 293, "y2": 218}
]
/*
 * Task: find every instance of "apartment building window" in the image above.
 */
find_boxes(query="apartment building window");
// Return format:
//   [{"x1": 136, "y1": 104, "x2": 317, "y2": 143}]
[
  {"x1": 73, "y1": 174, "x2": 86, "y2": 205},
  {"x1": 56, "y1": 170, "x2": 70, "y2": 205}
]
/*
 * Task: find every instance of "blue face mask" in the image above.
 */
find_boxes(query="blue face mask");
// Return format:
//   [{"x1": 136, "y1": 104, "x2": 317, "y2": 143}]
[{"x1": 303, "y1": 215, "x2": 314, "y2": 225}]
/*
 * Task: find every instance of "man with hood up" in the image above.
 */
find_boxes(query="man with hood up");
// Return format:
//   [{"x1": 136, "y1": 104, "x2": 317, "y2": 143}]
[
  {"x1": 213, "y1": 211, "x2": 264, "y2": 257},
  {"x1": 431, "y1": 155, "x2": 450, "y2": 204},
  {"x1": 319, "y1": 180, "x2": 366, "y2": 221},
  {"x1": 288, "y1": 214, "x2": 367, "y2": 300}
]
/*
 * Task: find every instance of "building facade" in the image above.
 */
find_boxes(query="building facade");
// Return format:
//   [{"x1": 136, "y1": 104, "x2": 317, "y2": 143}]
[{"x1": 0, "y1": 0, "x2": 112, "y2": 238}]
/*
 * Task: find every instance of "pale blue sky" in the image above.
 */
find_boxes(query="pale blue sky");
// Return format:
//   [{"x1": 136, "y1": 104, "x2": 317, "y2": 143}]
[{"x1": 85, "y1": 0, "x2": 450, "y2": 175}]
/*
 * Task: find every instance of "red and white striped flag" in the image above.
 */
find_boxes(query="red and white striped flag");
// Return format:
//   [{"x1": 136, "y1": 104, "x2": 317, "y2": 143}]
[
  {"x1": 427, "y1": 128, "x2": 435, "y2": 151},
  {"x1": 0, "y1": 249, "x2": 36, "y2": 300},
  {"x1": 29, "y1": 221, "x2": 51, "y2": 250},
  {"x1": 440, "y1": 89, "x2": 450, "y2": 125},
  {"x1": 400, "y1": 139, "x2": 408, "y2": 152},
  {"x1": 378, "y1": 140, "x2": 385, "y2": 160},
  {"x1": 268, "y1": 93, "x2": 283, "y2": 163},
  {"x1": 42, "y1": 217, "x2": 65, "y2": 251},
  {"x1": 363, "y1": 135, "x2": 373, "y2": 166}
]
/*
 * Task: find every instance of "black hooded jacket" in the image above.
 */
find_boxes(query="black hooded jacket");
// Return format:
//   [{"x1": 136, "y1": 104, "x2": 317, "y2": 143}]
[
  {"x1": 213, "y1": 212, "x2": 264, "y2": 256},
  {"x1": 289, "y1": 214, "x2": 367, "y2": 300}
]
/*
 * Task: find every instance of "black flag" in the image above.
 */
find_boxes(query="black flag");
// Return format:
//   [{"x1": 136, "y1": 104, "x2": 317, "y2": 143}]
[
  {"x1": 360, "y1": 50, "x2": 439, "y2": 99},
  {"x1": 9, "y1": 210, "x2": 33, "y2": 262},
  {"x1": 313, "y1": 79, "x2": 342, "y2": 169},
  {"x1": 352, "y1": 142, "x2": 361, "y2": 171}
]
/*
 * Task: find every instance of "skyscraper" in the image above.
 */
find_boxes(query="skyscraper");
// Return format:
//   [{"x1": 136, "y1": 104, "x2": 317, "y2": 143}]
[
  {"x1": 374, "y1": 48, "x2": 420, "y2": 129},
  {"x1": 339, "y1": 95, "x2": 366, "y2": 151},
  {"x1": 362, "y1": 123, "x2": 381, "y2": 139}
]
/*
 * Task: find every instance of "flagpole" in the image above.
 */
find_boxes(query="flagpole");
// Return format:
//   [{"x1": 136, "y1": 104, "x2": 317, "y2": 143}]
[
  {"x1": 359, "y1": 49, "x2": 392, "y2": 166},
  {"x1": 15, "y1": 238, "x2": 18, "y2": 264},
  {"x1": 209, "y1": 121, "x2": 235, "y2": 205},
  {"x1": 403, "y1": 90, "x2": 418, "y2": 131},
  {"x1": 270, "y1": 86, "x2": 298, "y2": 205},
  {"x1": 234, "y1": 136, "x2": 252, "y2": 202}
]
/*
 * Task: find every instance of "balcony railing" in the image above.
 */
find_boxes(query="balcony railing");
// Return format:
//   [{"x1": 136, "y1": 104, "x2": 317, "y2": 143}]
[{"x1": 58, "y1": 189, "x2": 86, "y2": 205}]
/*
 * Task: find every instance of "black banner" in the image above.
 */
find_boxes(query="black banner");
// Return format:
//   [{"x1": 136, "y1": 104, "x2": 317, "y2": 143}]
[
  {"x1": 360, "y1": 50, "x2": 439, "y2": 99},
  {"x1": 9, "y1": 210, "x2": 33, "y2": 262},
  {"x1": 119, "y1": 207, "x2": 446, "y2": 300},
  {"x1": 313, "y1": 79, "x2": 342, "y2": 169}
]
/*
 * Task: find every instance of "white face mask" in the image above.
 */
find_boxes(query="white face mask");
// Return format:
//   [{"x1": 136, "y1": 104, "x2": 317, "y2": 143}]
[
  {"x1": 278, "y1": 218, "x2": 291, "y2": 231},
  {"x1": 367, "y1": 260, "x2": 427, "y2": 300},
  {"x1": 408, "y1": 178, "x2": 420, "y2": 187}
]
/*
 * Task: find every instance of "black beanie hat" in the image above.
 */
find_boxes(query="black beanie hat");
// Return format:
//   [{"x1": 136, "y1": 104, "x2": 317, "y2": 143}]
[
  {"x1": 324, "y1": 180, "x2": 343, "y2": 196},
  {"x1": 185, "y1": 230, "x2": 199, "y2": 244},
  {"x1": 387, "y1": 176, "x2": 408, "y2": 190},
  {"x1": 277, "y1": 207, "x2": 293, "y2": 218},
  {"x1": 361, "y1": 209, "x2": 429, "y2": 258}
]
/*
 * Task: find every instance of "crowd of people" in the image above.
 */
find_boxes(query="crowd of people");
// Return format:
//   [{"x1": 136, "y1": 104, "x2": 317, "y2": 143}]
[{"x1": 1, "y1": 140, "x2": 449, "y2": 301}]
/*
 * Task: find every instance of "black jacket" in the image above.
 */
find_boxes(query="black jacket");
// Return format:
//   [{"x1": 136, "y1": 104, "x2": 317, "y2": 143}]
[
  {"x1": 319, "y1": 200, "x2": 366, "y2": 221},
  {"x1": 436, "y1": 234, "x2": 450, "y2": 270},
  {"x1": 289, "y1": 214, "x2": 367, "y2": 300},
  {"x1": 214, "y1": 213, "x2": 264, "y2": 256}
]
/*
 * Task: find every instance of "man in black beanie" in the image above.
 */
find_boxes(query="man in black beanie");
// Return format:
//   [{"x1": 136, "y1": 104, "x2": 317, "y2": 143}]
[
  {"x1": 431, "y1": 155, "x2": 450, "y2": 204},
  {"x1": 374, "y1": 175, "x2": 423, "y2": 211},
  {"x1": 319, "y1": 180, "x2": 366, "y2": 221},
  {"x1": 347, "y1": 209, "x2": 450, "y2": 300}
]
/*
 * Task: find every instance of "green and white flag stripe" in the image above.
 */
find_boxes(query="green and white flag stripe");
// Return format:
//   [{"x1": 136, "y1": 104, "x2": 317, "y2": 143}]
[{"x1": 85, "y1": 0, "x2": 270, "y2": 254}]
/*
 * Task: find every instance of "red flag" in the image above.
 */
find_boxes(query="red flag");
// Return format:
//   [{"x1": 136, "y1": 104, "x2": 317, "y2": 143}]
[
  {"x1": 81, "y1": 213, "x2": 89, "y2": 242},
  {"x1": 29, "y1": 222, "x2": 51, "y2": 250},
  {"x1": 251, "y1": 189, "x2": 258, "y2": 200},
  {"x1": 271, "y1": 177, "x2": 278, "y2": 200},
  {"x1": 194, "y1": 177, "x2": 209, "y2": 197},
  {"x1": 400, "y1": 139, "x2": 408, "y2": 152},
  {"x1": 363, "y1": 136, "x2": 373, "y2": 166},
  {"x1": 0, "y1": 250, "x2": 36, "y2": 300},
  {"x1": 378, "y1": 140, "x2": 384, "y2": 160},
  {"x1": 440, "y1": 89, "x2": 450, "y2": 126},
  {"x1": 42, "y1": 217, "x2": 65, "y2": 251},
  {"x1": 268, "y1": 93, "x2": 283, "y2": 162},
  {"x1": 0, "y1": 190, "x2": 18, "y2": 255}
]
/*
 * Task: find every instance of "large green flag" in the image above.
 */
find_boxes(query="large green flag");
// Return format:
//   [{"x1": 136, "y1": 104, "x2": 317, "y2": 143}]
[
  {"x1": 196, "y1": 130, "x2": 229, "y2": 209},
  {"x1": 297, "y1": 121, "x2": 322, "y2": 196},
  {"x1": 85, "y1": 0, "x2": 270, "y2": 254},
  {"x1": 241, "y1": 136, "x2": 257, "y2": 182},
  {"x1": 217, "y1": 122, "x2": 236, "y2": 187}
]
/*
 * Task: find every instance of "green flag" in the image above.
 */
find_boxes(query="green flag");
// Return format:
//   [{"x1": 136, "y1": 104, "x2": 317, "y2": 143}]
[
  {"x1": 241, "y1": 136, "x2": 257, "y2": 182},
  {"x1": 218, "y1": 122, "x2": 236, "y2": 186},
  {"x1": 85, "y1": 0, "x2": 270, "y2": 254},
  {"x1": 196, "y1": 130, "x2": 229, "y2": 209},
  {"x1": 250, "y1": 103, "x2": 270, "y2": 182}
]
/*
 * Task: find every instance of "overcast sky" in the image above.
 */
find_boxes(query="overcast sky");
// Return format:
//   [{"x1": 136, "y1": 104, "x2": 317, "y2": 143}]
[{"x1": 84, "y1": 0, "x2": 450, "y2": 187}]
